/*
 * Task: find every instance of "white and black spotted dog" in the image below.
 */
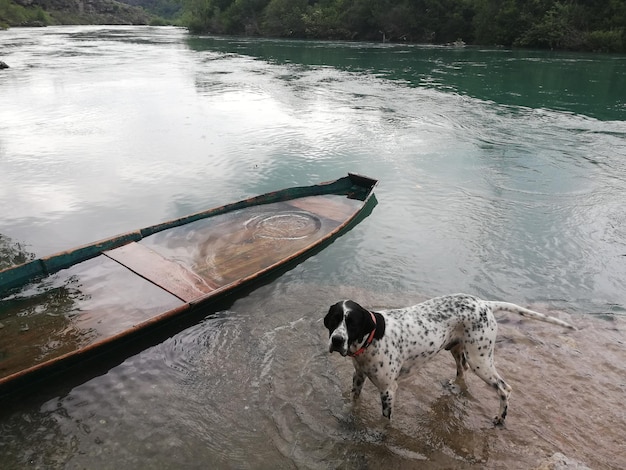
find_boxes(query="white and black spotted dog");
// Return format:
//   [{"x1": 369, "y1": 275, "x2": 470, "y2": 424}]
[{"x1": 323, "y1": 294, "x2": 576, "y2": 425}]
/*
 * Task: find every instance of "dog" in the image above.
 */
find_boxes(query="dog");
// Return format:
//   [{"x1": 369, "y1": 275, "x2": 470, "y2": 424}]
[{"x1": 323, "y1": 293, "x2": 576, "y2": 425}]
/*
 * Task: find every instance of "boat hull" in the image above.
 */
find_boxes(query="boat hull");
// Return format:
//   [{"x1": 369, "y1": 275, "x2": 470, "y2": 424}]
[{"x1": 0, "y1": 174, "x2": 377, "y2": 397}]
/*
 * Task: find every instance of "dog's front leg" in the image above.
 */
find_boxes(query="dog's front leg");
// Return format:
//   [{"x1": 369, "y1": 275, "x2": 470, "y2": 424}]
[
  {"x1": 380, "y1": 382, "x2": 398, "y2": 419},
  {"x1": 351, "y1": 368, "x2": 365, "y2": 401}
]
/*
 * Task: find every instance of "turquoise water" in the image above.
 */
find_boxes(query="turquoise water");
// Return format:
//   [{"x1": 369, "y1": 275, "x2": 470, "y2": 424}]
[
  {"x1": 188, "y1": 36, "x2": 626, "y2": 121},
  {"x1": 0, "y1": 26, "x2": 625, "y2": 469}
]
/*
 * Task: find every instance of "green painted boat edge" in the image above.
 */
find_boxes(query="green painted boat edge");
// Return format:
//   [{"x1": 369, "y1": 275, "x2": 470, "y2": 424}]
[
  {"x1": 0, "y1": 173, "x2": 377, "y2": 295},
  {"x1": 0, "y1": 173, "x2": 378, "y2": 398}
]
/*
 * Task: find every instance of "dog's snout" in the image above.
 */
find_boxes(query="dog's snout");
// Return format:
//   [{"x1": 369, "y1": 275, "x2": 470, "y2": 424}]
[{"x1": 329, "y1": 334, "x2": 347, "y2": 355}]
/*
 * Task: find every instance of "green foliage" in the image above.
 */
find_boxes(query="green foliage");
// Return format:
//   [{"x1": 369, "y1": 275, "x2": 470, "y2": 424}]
[
  {"x1": 473, "y1": 0, "x2": 529, "y2": 46},
  {"x1": 1, "y1": 0, "x2": 151, "y2": 26},
  {"x1": 149, "y1": 16, "x2": 172, "y2": 24},
  {"x1": 516, "y1": 1, "x2": 580, "y2": 49},
  {"x1": 122, "y1": 0, "x2": 184, "y2": 20},
  {"x1": 0, "y1": 0, "x2": 52, "y2": 27},
  {"x1": 584, "y1": 29, "x2": 624, "y2": 53},
  {"x1": 223, "y1": 0, "x2": 271, "y2": 34},
  {"x1": 263, "y1": 0, "x2": 307, "y2": 37},
  {"x1": 180, "y1": 0, "x2": 487, "y2": 43},
  {"x1": 516, "y1": 1, "x2": 625, "y2": 51}
]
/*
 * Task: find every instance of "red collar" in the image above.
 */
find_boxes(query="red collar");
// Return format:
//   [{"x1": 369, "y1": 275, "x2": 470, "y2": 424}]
[{"x1": 349, "y1": 311, "x2": 377, "y2": 357}]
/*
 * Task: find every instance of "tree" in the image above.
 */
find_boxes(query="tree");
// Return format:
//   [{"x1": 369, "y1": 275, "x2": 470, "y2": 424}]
[
  {"x1": 473, "y1": 0, "x2": 530, "y2": 46},
  {"x1": 517, "y1": 2, "x2": 581, "y2": 49},
  {"x1": 263, "y1": 0, "x2": 307, "y2": 36}
]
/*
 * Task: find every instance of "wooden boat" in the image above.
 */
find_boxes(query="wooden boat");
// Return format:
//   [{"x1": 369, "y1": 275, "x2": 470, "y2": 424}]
[{"x1": 0, "y1": 173, "x2": 377, "y2": 396}]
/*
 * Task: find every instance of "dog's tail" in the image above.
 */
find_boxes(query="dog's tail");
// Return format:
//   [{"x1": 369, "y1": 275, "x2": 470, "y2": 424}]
[{"x1": 487, "y1": 302, "x2": 577, "y2": 330}]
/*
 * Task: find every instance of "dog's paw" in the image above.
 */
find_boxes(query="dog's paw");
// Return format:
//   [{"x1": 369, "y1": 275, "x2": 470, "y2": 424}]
[
  {"x1": 442, "y1": 378, "x2": 466, "y2": 394},
  {"x1": 492, "y1": 415, "x2": 506, "y2": 427}
]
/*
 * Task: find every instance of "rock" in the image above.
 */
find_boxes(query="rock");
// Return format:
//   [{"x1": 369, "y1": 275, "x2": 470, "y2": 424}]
[
  {"x1": 0, "y1": 61, "x2": 9, "y2": 69},
  {"x1": 534, "y1": 453, "x2": 592, "y2": 470}
]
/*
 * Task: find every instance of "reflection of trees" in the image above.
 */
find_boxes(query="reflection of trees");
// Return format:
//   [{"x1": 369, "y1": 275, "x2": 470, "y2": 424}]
[{"x1": 0, "y1": 234, "x2": 35, "y2": 271}]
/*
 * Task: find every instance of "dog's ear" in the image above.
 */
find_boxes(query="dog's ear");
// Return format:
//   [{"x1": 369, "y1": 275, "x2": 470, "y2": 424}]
[
  {"x1": 341, "y1": 300, "x2": 374, "y2": 339},
  {"x1": 343, "y1": 301, "x2": 385, "y2": 340},
  {"x1": 324, "y1": 301, "x2": 344, "y2": 332},
  {"x1": 372, "y1": 312, "x2": 385, "y2": 339}
]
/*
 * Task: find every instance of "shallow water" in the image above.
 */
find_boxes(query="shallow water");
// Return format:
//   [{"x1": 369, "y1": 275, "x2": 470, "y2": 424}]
[{"x1": 0, "y1": 26, "x2": 625, "y2": 469}]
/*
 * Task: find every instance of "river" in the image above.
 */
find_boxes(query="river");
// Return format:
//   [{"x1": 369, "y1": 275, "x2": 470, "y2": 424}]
[{"x1": 0, "y1": 26, "x2": 625, "y2": 469}]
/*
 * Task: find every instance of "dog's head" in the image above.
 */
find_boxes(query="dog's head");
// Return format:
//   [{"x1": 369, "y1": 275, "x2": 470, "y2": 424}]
[{"x1": 323, "y1": 300, "x2": 384, "y2": 357}]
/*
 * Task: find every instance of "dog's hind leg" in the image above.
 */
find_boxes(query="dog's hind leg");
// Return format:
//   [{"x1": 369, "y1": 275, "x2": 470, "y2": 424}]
[
  {"x1": 484, "y1": 370, "x2": 511, "y2": 426},
  {"x1": 448, "y1": 342, "x2": 469, "y2": 380},
  {"x1": 466, "y1": 347, "x2": 512, "y2": 425}
]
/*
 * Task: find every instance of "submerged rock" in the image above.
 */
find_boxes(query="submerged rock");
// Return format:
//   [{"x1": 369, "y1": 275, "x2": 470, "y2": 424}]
[{"x1": 0, "y1": 61, "x2": 9, "y2": 69}]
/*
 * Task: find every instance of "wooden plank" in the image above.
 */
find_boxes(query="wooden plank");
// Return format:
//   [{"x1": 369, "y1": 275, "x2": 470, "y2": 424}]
[
  {"x1": 285, "y1": 196, "x2": 358, "y2": 223},
  {"x1": 0, "y1": 255, "x2": 185, "y2": 382},
  {"x1": 190, "y1": 210, "x2": 343, "y2": 285},
  {"x1": 139, "y1": 196, "x2": 356, "y2": 288},
  {"x1": 195, "y1": 235, "x2": 314, "y2": 285},
  {"x1": 104, "y1": 243, "x2": 217, "y2": 302}
]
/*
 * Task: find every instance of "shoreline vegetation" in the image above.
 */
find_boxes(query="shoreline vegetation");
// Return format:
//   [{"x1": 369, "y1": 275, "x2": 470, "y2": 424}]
[{"x1": 1, "y1": 0, "x2": 625, "y2": 53}]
